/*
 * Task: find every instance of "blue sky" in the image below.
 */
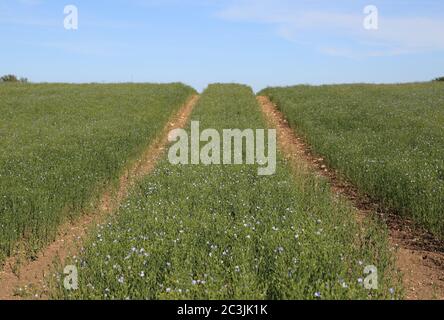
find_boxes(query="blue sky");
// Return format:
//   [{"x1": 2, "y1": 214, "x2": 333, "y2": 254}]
[{"x1": 1, "y1": 0, "x2": 444, "y2": 91}]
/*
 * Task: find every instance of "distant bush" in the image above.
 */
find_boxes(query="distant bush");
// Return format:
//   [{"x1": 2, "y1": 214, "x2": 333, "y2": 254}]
[
  {"x1": 433, "y1": 76, "x2": 444, "y2": 82},
  {"x1": 0, "y1": 74, "x2": 28, "y2": 83},
  {"x1": 1, "y1": 74, "x2": 18, "y2": 82}
]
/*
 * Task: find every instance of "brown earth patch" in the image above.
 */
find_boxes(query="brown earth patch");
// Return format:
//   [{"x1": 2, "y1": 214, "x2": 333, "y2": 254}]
[
  {"x1": 0, "y1": 95, "x2": 199, "y2": 300},
  {"x1": 257, "y1": 95, "x2": 444, "y2": 300}
]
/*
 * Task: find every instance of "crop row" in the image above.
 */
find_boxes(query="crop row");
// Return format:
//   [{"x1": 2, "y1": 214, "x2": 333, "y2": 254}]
[
  {"x1": 261, "y1": 82, "x2": 444, "y2": 238},
  {"x1": 0, "y1": 83, "x2": 195, "y2": 263}
]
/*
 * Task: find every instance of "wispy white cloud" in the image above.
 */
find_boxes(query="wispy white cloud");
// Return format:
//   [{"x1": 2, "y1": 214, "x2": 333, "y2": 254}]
[
  {"x1": 0, "y1": 15, "x2": 58, "y2": 27},
  {"x1": 217, "y1": 0, "x2": 444, "y2": 58},
  {"x1": 131, "y1": 0, "x2": 216, "y2": 8},
  {"x1": 17, "y1": 0, "x2": 42, "y2": 5},
  {"x1": 21, "y1": 40, "x2": 130, "y2": 56}
]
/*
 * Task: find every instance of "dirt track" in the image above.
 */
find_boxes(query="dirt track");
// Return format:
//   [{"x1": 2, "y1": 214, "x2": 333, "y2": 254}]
[
  {"x1": 0, "y1": 95, "x2": 199, "y2": 300},
  {"x1": 257, "y1": 95, "x2": 444, "y2": 300}
]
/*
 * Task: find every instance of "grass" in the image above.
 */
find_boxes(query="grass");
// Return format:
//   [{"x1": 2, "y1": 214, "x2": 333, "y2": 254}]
[
  {"x1": 0, "y1": 83, "x2": 196, "y2": 263},
  {"x1": 53, "y1": 84, "x2": 401, "y2": 300},
  {"x1": 261, "y1": 82, "x2": 444, "y2": 238}
]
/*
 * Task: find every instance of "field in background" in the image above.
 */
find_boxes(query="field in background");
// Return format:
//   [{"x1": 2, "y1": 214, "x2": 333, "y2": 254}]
[
  {"x1": 261, "y1": 82, "x2": 444, "y2": 238},
  {"x1": 0, "y1": 83, "x2": 195, "y2": 263},
  {"x1": 53, "y1": 84, "x2": 400, "y2": 300}
]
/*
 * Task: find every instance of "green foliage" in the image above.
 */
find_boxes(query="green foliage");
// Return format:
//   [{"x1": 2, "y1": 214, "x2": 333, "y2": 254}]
[
  {"x1": 0, "y1": 75, "x2": 28, "y2": 83},
  {"x1": 0, "y1": 83, "x2": 195, "y2": 262},
  {"x1": 1, "y1": 74, "x2": 19, "y2": 82},
  {"x1": 261, "y1": 82, "x2": 444, "y2": 238},
  {"x1": 433, "y1": 76, "x2": 444, "y2": 82},
  {"x1": 53, "y1": 84, "x2": 400, "y2": 300}
]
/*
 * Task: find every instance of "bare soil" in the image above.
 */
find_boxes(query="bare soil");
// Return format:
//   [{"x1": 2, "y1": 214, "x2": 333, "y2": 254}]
[
  {"x1": 257, "y1": 95, "x2": 444, "y2": 300},
  {"x1": 0, "y1": 95, "x2": 199, "y2": 300}
]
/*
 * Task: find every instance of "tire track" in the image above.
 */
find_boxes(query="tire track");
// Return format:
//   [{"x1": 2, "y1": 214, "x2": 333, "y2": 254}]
[
  {"x1": 257, "y1": 95, "x2": 444, "y2": 300},
  {"x1": 0, "y1": 95, "x2": 199, "y2": 300}
]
